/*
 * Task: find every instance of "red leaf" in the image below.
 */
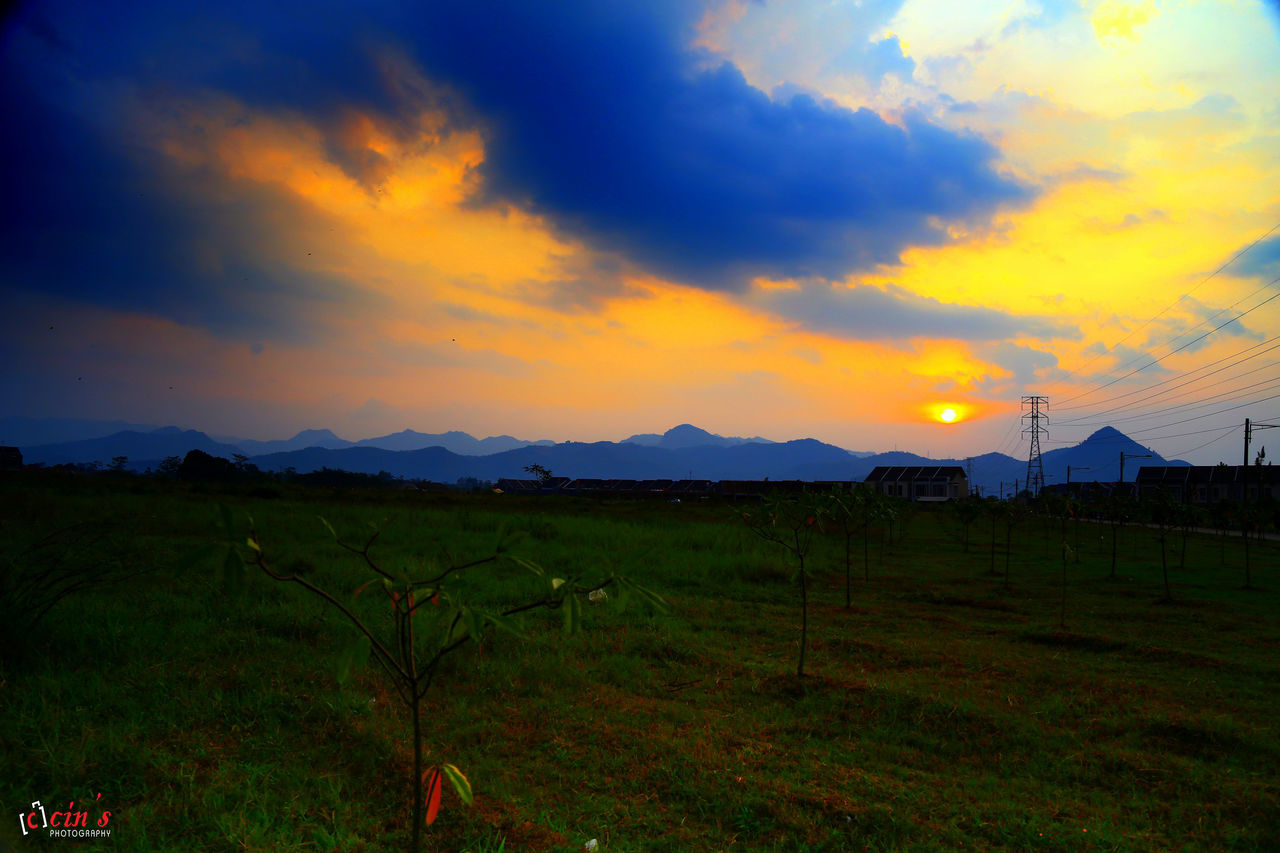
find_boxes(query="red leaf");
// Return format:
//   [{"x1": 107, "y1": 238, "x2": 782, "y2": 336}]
[{"x1": 423, "y1": 766, "x2": 443, "y2": 825}]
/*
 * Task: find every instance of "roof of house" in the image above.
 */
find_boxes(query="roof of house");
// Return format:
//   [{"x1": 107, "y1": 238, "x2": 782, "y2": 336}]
[
  {"x1": 864, "y1": 466, "x2": 966, "y2": 483},
  {"x1": 1136, "y1": 465, "x2": 1279, "y2": 485}
]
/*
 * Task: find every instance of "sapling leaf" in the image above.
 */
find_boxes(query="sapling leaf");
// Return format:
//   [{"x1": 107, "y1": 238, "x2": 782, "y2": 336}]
[
  {"x1": 562, "y1": 591, "x2": 583, "y2": 635},
  {"x1": 246, "y1": 536, "x2": 261, "y2": 553},
  {"x1": 506, "y1": 556, "x2": 543, "y2": 576},
  {"x1": 621, "y1": 578, "x2": 671, "y2": 615},
  {"x1": 462, "y1": 606, "x2": 482, "y2": 644},
  {"x1": 441, "y1": 763, "x2": 474, "y2": 806},
  {"x1": 222, "y1": 546, "x2": 246, "y2": 596},
  {"x1": 352, "y1": 578, "x2": 379, "y2": 599},
  {"x1": 335, "y1": 631, "x2": 370, "y2": 686},
  {"x1": 484, "y1": 611, "x2": 527, "y2": 640},
  {"x1": 443, "y1": 604, "x2": 468, "y2": 644},
  {"x1": 318, "y1": 516, "x2": 338, "y2": 540},
  {"x1": 551, "y1": 577, "x2": 566, "y2": 590},
  {"x1": 407, "y1": 587, "x2": 437, "y2": 615},
  {"x1": 422, "y1": 766, "x2": 443, "y2": 826}
]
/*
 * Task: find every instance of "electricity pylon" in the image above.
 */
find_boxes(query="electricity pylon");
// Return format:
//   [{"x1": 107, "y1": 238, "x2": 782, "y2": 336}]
[{"x1": 1022, "y1": 395, "x2": 1048, "y2": 498}]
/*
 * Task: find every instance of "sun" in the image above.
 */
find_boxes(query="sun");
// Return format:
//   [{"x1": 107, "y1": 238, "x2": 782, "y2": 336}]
[{"x1": 939, "y1": 407, "x2": 958, "y2": 423}]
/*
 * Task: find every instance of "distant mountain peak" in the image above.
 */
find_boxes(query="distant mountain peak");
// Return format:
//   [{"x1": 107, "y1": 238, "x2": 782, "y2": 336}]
[
  {"x1": 291, "y1": 428, "x2": 343, "y2": 441},
  {"x1": 665, "y1": 424, "x2": 713, "y2": 438},
  {"x1": 1086, "y1": 426, "x2": 1126, "y2": 441}
]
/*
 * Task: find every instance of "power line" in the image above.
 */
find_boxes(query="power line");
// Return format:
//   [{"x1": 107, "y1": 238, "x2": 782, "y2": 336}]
[
  {"x1": 1056, "y1": 335, "x2": 1280, "y2": 415},
  {"x1": 1057, "y1": 374, "x2": 1278, "y2": 429},
  {"x1": 992, "y1": 415, "x2": 1023, "y2": 456},
  {"x1": 1164, "y1": 424, "x2": 1241, "y2": 458},
  {"x1": 1121, "y1": 392, "x2": 1280, "y2": 436},
  {"x1": 1056, "y1": 278, "x2": 1280, "y2": 407},
  {"x1": 1056, "y1": 222, "x2": 1280, "y2": 387}
]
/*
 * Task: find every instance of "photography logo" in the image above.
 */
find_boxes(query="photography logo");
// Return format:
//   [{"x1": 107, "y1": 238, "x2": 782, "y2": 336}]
[{"x1": 16, "y1": 793, "x2": 112, "y2": 842}]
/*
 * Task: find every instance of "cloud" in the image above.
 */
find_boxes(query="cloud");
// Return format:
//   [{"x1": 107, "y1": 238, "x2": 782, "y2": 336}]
[
  {"x1": 828, "y1": 34, "x2": 916, "y2": 86},
  {"x1": 1046, "y1": 162, "x2": 1129, "y2": 186},
  {"x1": 373, "y1": 340, "x2": 538, "y2": 378},
  {"x1": 751, "y1": 280, "x2": 1073, "y2": 342},
  {"x1": 987, "y1": 341, "x2": 1064, "y2": 378},
  {"x1": 0, "y1": 0, "x2": 1031, "y2": 324},
  {"x1": 1091, "y1": 0, "x2": 1158, "y2": 43},
  {"x1": 385, "y1": 1, "x2": 1032, "y2": 288},
  {"x1": 1080, "y1": 340, "x2": 1175, "y2": 380},
  {"x1": 1084, "y1": 209, "x2": 1166, "y2": 234},
  {"x1": 974, "y1": 341, "x2": 1070, "y2": 394},
  {"x1": 1125, "y1": 94, "x2": 1246, "y2": 136},
  {"x1": 1231, "y1": 233, "x2": 1280, "y2": 280},
  {"x1": 0, "y1": 15, "x2": 373, "y2": 342},
  {"x1": 1144, "y1": 295, "x2": 1267, "y2": 355}
]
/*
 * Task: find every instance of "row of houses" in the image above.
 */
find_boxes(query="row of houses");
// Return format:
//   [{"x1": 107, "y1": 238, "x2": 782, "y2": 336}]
[
  {"x1": 499, "y1": 464, "x2": 1280, "y2": 505},
  {"x1": 497, "y1": 466, "x2": 972, "y2": 501},
  {"x1": 1134, "y1": 465, "x2": 1280, "y2": 504}
]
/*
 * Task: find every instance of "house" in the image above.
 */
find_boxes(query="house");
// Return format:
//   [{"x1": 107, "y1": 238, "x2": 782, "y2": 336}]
[
  {"x1": 667, "y1": 479, "x2": 713, "y2": 494},
  {"x1": 714, "y1": 479, "x2": 809, "y2": 499},
  {"x1": 1136, "y1": 465, "x2": 1280, "y2": 504},
  {"x1": 864, "y1": 466, "x2": 968, "y2": 502},
  {"x1": 494, "y1": 478, "x2": 541, "y2": 493},
  {"x1": 495, "y1": 476, "x2": 571, "y2": 493}
]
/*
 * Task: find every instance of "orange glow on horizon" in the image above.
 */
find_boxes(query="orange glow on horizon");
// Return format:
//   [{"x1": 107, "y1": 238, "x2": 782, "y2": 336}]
[{"x1": 922, "y1": 402, "x2": 979, "y2": 425}]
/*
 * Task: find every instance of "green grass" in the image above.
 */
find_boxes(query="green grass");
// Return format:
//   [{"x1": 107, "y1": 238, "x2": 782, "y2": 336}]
[{"x1": 2, "y1": 471, "x2": 1278, "y2": 851}]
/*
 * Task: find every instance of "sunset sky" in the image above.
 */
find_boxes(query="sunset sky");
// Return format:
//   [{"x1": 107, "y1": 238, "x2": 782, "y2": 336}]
[{"x1": 2, "y1": 0, "x2": 1278, "y2": 464}]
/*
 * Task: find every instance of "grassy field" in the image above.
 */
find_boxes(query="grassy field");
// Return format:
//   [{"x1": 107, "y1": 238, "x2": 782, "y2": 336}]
[{"x1": 2, "y1": 471, "x2": 1278, "y2": 852}]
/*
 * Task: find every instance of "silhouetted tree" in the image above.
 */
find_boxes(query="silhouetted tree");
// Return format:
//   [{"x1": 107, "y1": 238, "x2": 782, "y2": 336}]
[{"x1": 523, "y1": 464, "x2": 553, "y2": 486}]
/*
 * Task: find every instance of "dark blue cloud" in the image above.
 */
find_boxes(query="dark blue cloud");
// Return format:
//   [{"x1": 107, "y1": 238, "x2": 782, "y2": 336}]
[
  {"x1": 0, "y1": 2, "x2": 373, "y2": 339},
  {"x1": 394, "y1": 0, "x2": 1029, "y2": 287},
  {"x1": 1, "y1": 0, "x2": 1030, "y2": 326},
  {"x1": 1232, "y1": 234, "x2": 1280, "y2": 280}
]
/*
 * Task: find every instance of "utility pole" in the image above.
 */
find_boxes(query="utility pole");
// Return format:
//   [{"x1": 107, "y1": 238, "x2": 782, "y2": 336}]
[
  {"x1": 1243, "y1": 417, "x2": 1253, "y2": 586},
  {"x1": 1242, "y1": 418, "x2": 1279, "y2": 588},
  {"x1": 1022, "y1": 395, "x2": 1048, "y2": 498},
  {"x1": 1119, "y1": 451, "x2": 1152, "y2": 497},
  {"x1": 1066, "y1": 466, "x2": 1088, "y2": 562}
]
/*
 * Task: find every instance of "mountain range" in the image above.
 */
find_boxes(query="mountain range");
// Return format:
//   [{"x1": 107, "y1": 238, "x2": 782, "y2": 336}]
[{"x1": 2, "y1": 418, "x2": 1186, "y2": 497}]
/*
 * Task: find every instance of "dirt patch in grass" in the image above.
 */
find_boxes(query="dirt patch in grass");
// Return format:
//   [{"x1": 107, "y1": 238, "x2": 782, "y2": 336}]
[
  {"x1": 1140, "y1": 719, "x2": 1274, "y2": 768},
  {"x1": 899, "y1": 591, "x2": 1019, "y2": 612},
  {"x1": 1018, "y1": 632, "x2": 1233, "y2": 671},
  {"x1": 1131, "y1": 645, "x2": 1228, "y2": 669},
  {"x1": 1019, "y1": 631, "x2": 1127, "y2": 653}
]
